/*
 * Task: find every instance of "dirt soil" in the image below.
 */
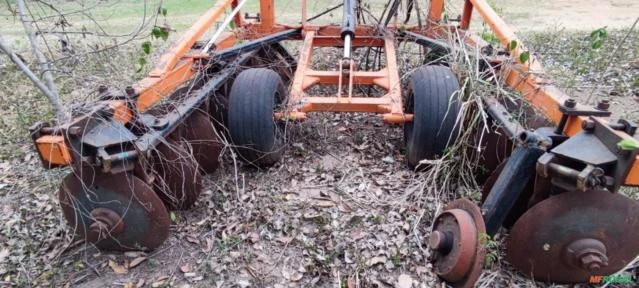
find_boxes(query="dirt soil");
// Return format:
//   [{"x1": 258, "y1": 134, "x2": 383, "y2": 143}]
[{"x1": 1, "y1": 1, "x2": 639, "y2": 288}]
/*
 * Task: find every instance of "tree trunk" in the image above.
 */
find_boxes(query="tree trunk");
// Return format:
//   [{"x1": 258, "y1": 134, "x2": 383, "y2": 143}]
[
  {"x1": 15, "y1": 0, "x2": 68, "y2": 122},
  {"x1": 0, "y1": 35, "x2": 68, "y2": 122}
]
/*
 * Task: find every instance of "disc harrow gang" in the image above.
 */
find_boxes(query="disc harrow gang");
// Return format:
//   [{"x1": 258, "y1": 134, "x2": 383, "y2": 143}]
[
  {"x1": 26, "y1": 0, "x2": 639, "y2": 286},
  {"x1": 59, "y1": 171, "x2": 169, "y2": 251},
  {"x1": 152, "y1": 137, "x2": 203, "y2": 210},
  {"x1": 183, "y1": 109, "x2": 223, "y2": 174}
]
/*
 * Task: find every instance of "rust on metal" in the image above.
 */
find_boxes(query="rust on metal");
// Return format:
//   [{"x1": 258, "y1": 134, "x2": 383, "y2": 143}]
[
  {"x1": 507, "y1": 189, "x2": 639, "y2": 283},
  {"x1": 59, "y1": 171, "x2": 170, "y2": 251},
  {"x1": 182, "y1": 110, "x2": 222, "y2": 174},
  {"x1": 430, "y1": 199, "x2": 486, "y2": 288},
  {"x1": 431, "y1": 209, "x2": 477, "y2": 281}
]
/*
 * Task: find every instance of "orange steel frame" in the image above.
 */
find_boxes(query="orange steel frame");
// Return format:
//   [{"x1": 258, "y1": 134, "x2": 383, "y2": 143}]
[
  {"x1": 34, "y1": 0, "x2": 639, "y2": 185},
  {"x1": 285, "y1": 29, "x2": 407, "y2": 123}
]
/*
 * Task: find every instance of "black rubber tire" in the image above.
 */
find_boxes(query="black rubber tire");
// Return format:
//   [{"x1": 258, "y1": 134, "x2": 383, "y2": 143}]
[
  {"x1": 228, "y1": 68, "x2": 286, "y2": 166},
  {"x1": 404, "y1": 65, "x2": 462, "y2": 168}
]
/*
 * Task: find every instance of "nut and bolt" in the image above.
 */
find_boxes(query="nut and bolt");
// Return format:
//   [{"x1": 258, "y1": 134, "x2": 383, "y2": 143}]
[
  {"x1": 579, "y1": 253, "x2": 607, "y2": 272},
  {"x1": 565, "y1": 238, "x2": 609, "y2": 272},
  {"x1": 564, "y1": 98, "x2": 577, "y2": 108},
  {"x1": 596, "y1": 99, "x2": 610, "y2": 111}
]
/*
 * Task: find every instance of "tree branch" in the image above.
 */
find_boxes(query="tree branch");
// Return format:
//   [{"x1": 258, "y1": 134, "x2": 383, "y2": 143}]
[
  {"x1": 14, "y1": 0, "x2": 68, "y2": 122},
  {"x1": 0, "y1": 35, "x2": 68, "y2": 122}
]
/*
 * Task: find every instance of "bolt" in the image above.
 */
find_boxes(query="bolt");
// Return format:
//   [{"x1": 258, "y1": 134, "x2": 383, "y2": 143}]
[
  {"x1": 125, "y1": 86, "x2": 136, "y2": 97},
  {"x1": 565, "y1": 238, "x2": 609, "y2": 272},
  {"x1": 98, "y1": 85, "x2": 108, "y2": 94},
  {"x1": 582, "y1": 120, "x2": 596, "y2": 131},
  {"x1": 580, "y1": 254, "x2": 604, "y2": 272},
  {"x1": 429, "y1": 231, "x2": 452, "y2": 254},
  {"x1": 564, "y1": 98, "x2": 577, "y2": 108},
  {"x1": 68, "y1": 126, "x2": 82, "y2": 136},
  {"x1": 596, "y1": 99, "x2": 610, "y2": 111}
]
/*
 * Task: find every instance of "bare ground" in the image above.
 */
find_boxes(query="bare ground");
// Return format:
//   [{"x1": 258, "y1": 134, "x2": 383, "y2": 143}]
[{"x1": 1, "y1": 1, "x2": 639, "y2": 288}]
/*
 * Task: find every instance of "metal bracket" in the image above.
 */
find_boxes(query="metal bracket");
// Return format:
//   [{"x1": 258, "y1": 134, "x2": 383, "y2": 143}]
[{"x1": 535, "y1": 117, "x2": 639, "y2": 193}]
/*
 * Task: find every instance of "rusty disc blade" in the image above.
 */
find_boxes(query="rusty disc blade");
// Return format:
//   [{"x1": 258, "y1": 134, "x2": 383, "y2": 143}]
[
  {"x1": 152, "y1": 138, "x2": 203, "y2": 210},
  {"x1": 430, "y1": 199, "x2": 486, "y2": 288},
  {"x1": 507, "y1": 189, "x2": 639, "y2": 283},
  {"x1": 183, "y1": 110, "x2": 222, "y2": 174},
  {"x1": 59, "y1": 171, "x2": 170, "y2": 251}
]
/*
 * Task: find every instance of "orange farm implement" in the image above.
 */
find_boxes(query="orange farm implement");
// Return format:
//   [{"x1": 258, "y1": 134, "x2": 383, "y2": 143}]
[{"x1": 28, "y1": 0, "x2": 639, "y2": 286}]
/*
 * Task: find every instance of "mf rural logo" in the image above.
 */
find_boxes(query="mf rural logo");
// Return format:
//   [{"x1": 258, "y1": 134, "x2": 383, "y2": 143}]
[{"x1": 589, "y1": 275, "x2": 635, "y2": 284}]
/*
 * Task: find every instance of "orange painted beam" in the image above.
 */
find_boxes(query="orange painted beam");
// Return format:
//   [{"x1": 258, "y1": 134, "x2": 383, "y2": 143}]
[
  {"x1": 259, "y1": 0, "x2": 275, "y2": 29},
  {"x1": 136, "y1": 60, "x2": 196, "y2": 111},
  {"x1": 427, "y1": 0, "x2": 445, "y2": 30},
  {"x1": 303, "y1": 70, "x2": 390, "y2": 90},
  {"x1": 289, "y1": 30, "x2": 315, "y2": 105},
  {"x1": 312, "y1": 36, "x2": 385, "y2": 47},
  {"x1": 150, "y1": 0, "x2": 234, "y2": 77},
  {"x1": 383, "y1": 34, "x2": 402, "y2": 115},
  {"x1": 301, "y1": 96, "x2": 393, "y2": 113},
  {"x1": 464, "y1": 0, "x2": 639, "y2": 186}
]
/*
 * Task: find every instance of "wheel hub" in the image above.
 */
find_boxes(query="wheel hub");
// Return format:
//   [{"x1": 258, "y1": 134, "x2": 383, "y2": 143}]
[
  {"x1": 429, "y1": 199, "x2": 486, "y2": 288},
  {"x1": 431, "y1": 209, "x2": 477, "y2": 281},
  {"x1": 564, "y1": 238, "x2": 609, "y2": 272},
  {"x1": 88, "y1": 208, "x2": 124, "y2": 242}
]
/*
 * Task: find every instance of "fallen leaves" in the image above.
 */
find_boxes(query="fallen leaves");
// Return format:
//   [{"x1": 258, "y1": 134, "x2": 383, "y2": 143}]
[
  {"x1": 128, "y1": 257, "x2": 146, "y2": 269},
  {"x1": 108, "y1": 260, "x2": 128, "y2": 274},
  {"x1": 396, "y1": 274, "x2": 414, "y2": 288},
  {"x1": 367, "y1": 256, "x2": 387, "y2": 267},
  {"x1": 180, "y1": 264, "x2": 192, "y2": 273},
  {"x1": 106, "y1": 254, "x2": 147, "y2": 274},
  {"x1": 0, "y1": 249, "x2": 8, "y2": 263},
  {"x1": 278, "y1": 236, "x2": 294, "y2": 245}
]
